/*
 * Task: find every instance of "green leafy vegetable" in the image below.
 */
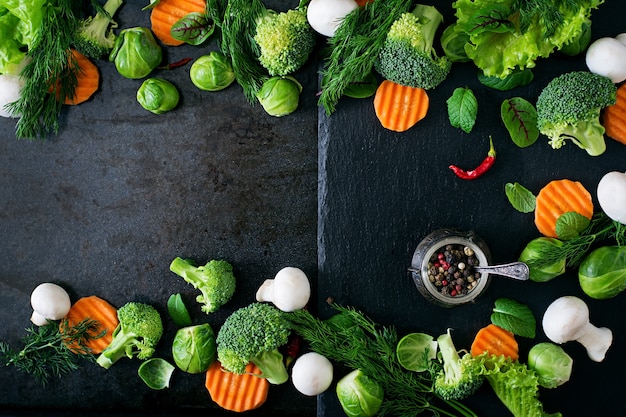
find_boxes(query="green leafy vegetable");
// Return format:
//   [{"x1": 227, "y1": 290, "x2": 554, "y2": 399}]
[
  {"x1": 336, "y1": 369, "x2": 384, "y2": 417},
  {"x1": 555, "y1": 212, "x2": 590, "y2": 240},
  {"x1": 341, "y1": 72, "x2": 379, "y2": 99},
  {"x1": 477, "y1": 69, "x2": 534, "y2": 91},
  {"x1": 527, "y1": 342, "x2": 572, "y2": 389},
  {"x1": 172, "y1": 323, "x2": 216, "y2": 373},
  {"x1": 447, "y1": 87, "x2": 478, "y2": 133},
  {"x1": 578, "y1": 245, "x2": 626, "y2": 299},
  {"x1": 501, "y1": 97, "x2": 538, "y2": 148},
  {"x1": 505, "y1": 182, "x2": 536, "y2": 213},
  {"x1": 167, "y1": 293, "x2": 192, "y2": 327},
  {"x1": 490, "y1": 298, "x2": 536, "y2": 338},
  {"x1": 170, "y1": 12, "x2": 214, "y2": 46},
  {"x1": 138, "y1": 358, "x2": 175, "y2": 389},
  {"x1": 519, "y1": 237, "x2": 566, "y2": 282}
]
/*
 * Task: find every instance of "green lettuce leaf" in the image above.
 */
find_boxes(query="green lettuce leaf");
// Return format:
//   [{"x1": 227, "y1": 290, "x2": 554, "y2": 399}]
[{"x1": 0, "y1": 0, "x2": 45, "y2": 74}]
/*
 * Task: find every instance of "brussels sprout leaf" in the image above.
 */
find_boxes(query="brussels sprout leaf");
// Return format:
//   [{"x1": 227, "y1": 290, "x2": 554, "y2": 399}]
[
  {"x1": 167, "y1": 293, "x2": 192, "y2": 327},
  {"x1": 491, "y1": 298, "x2": 536, "y2": 338}
]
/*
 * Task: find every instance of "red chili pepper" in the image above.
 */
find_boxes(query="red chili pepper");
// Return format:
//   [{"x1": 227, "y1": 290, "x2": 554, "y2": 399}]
[
  {"x1": 159, "y1": 58, "x2": 193, "y2": 70},
  {"x1": 449, "y1": 136, "x2": 496, "y2": 180}
]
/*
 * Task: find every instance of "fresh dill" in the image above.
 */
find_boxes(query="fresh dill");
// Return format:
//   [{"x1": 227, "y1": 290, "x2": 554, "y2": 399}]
[
  {"x1": 318, "y1": 0, "x2": 413, "y2": 115},
  {"x1": 511, "y1": 0, "x2": 593, "y2": 38},
  {"x1": 8, "y1": 0, "x2": 86, "y2": 139},
  {"x1": 288, "y1": 305, "x2": 478, "y2": 417},
  {"x1": 0, "y1": 318, "x2": 103, "y2": 386}
]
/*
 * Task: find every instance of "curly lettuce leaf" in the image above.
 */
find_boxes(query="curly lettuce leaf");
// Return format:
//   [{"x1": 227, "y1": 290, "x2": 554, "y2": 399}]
[
  {"x1": 452, "y1": 0, "x2": 603, "y2": 78},
  {"x1": 0, "y1": 0, "x2": 45, "y2": 74}
]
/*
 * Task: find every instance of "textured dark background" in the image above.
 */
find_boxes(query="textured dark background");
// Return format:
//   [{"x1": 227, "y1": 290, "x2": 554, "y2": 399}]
[{"x1": 1, "y1": 0, "x2": 625, "y2": 416}]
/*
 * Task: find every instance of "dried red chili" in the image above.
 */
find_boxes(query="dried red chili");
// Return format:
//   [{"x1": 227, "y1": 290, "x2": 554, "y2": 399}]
[
  {"x1": 159, "y1": 57, "x2": 193, "y2": 70},
  {"x1": 449, "y1": 136, "x2": 496, "y2": 180}
]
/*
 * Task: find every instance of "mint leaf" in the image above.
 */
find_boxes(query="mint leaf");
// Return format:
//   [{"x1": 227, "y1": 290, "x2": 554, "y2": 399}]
[
  {"x1": 556, "y1": 212, "x2": 590, "y2": 240},
  {"x1": 505, "y1": 182, "x2": 536, "y2": 213},
  {"x1": 167, "y1": 293, "x2": 192, "y2": 327},
  {"x1": 501, "y1": 97, "x2": 539, "y2": 148},
  {"x1": 491, "y1": 298, "x2": 536, "y2": 338},
  {"x1": 447, "y1": 87, "x2": 478, "y2": 133}
]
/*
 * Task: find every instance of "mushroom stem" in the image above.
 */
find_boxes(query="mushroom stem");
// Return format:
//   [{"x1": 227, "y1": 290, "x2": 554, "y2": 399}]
[{"x1": 576, "y1": 322, "x2": 613, "y2": 362}]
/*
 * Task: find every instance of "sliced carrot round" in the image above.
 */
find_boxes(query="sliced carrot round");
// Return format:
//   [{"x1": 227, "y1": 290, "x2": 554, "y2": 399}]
[
  {"x1": 470, "y1": 324, "x2": 519, "y2": 361},
  {"x1": 205, "y1": 361, "x2": 269, "y2": 412},
  {"x1": 62, "y1": 295, "x2": 119, "y2": 354},
  {"x1": 603, "y1": 83, "x2": 626, "y2": 145},
  {"x1": 373, "y1": 79, "x2": 429, "y2": 132},
  {"x1": 534, "y1": 179, "x2": 593, "y2": 238},
  {"x1": 150, "y1": 0, "x2": 207, "y2": 46}
]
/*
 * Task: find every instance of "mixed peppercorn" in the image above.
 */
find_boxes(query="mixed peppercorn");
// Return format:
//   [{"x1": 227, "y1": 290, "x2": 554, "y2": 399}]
[{"x1": 427, "y1": 244, "x2": 482, "y2": 297}]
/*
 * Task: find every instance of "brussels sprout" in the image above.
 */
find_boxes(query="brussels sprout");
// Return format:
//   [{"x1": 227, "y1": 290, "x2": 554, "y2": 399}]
[
  {"x1": 256, "y1": 76, "x2": 302, "y2": 117},
  {"x1": 336, "y1": 369, "x2": 384, "y2": 417},
  {"x1": 518, "y1": 237, "x2": 566, "y2": 282},
  {"x1": 109, "y1": 27, "x2": 162, "y2": 79},
  {"x1": 190, "y1": 52, "x2": 235, "y2": 91},
  {"x1": 172, "y1": 323, "x2": 217, "y2": 374},
  {"x1": 137, "y1": 78, "x2": 179, "y2": 114},
  {"x1": 578, "y1": 245, "x2": 626, "y2": 299},
  {"x1": 527, "y1": 342, "x2": 573, "y2": 389}
]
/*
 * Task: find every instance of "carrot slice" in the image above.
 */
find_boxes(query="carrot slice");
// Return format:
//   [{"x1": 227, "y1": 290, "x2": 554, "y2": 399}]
[
  {"x1": 62, "y1": 295, "x2": 119, "y2": 354},
  {"x1": 534, "y1": 179, "x2": 593, "y2": 238},
  {"x1": 205, "y1": 361, "x2": 269, "y2": 412},
  {"x1": 150, "y1": 0, "x2": 207, "y2": 46},
  {"x1": 51, "y1": 50, "x2": 100, "y2": 105},
  {"x1": 471, "y1": 324, "x2": 519, "y2": 361},
  {"x1": 373, "y1": 79, "x2": 429, "y2": 132},
  {"x1": 603, "y1": 83, "x2": 626, "y2": 145}
]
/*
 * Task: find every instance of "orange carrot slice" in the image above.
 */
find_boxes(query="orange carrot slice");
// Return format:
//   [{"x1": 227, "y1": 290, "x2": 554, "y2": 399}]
[
  {"x1": 471, "y1": 324, "x2": 519, "y2": 361},
  {"x1": 534, "y1": 179, "x2": 593, "y2": 238},
  {"x1": 205, "y1": 361, "x2": 269, "y2": 412},
  {"x1": 603, "y1": 83, "x2": 626, "y2": 145},
  {"x1": 150, "y1": 0, "x2": 207, "y2": 46},
  {"x1": 373, "y1": 79, "x2": 429, "y2": 132},
  {"x1": 51, "y1": 50, "x2": 100, "y2": 105},
  {"x1": 62, "y1": 295, "x2": 119, "y2": 354}
]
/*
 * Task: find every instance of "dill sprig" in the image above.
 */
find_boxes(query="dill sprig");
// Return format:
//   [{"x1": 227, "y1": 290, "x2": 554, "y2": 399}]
[
  {"x1": 511, "y1": 0, "x2": 592, "y2": 38},
  {"x1": 318, "y1": 0, "x2": 413, "y2": 115},
  {"x1": 288, "y1": 305, "x2": 478, "y2": 417},
  {"x1": 0, "y1": 318, "x2": 103, "y2": 386},
  {"x1": 527, "y1": 212, "x2": 626, "y2": 270},
  {"x1": 215, "y1": 0, "x2": 268, "y2": 103},
  {"x1": 7, "y1": 0, "x2": 84, "y2": 139}
]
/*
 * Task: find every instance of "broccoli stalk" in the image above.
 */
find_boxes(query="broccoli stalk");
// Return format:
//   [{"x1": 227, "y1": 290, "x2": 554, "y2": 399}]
[
  {"x1": 253, "y1": 6, "x2": 316, "y2": 76},
  {"x1": 169, "y1": 258, "x2": 236, "y2": 314},
  {"x1": 536, "y1": 71, "x2": 617, "y2": 156},
  {"x1": 375, "y1": 4, "x2": 451, "y2": 89},
  {"x1": 73, "y1": 0, "x2": 124, "y2": 60},
  {"x1": 96, "y1": 302, "x2": 163, "y2": 369},
  {"x1": 216, "y1": 303, "x2": 291, "y2": 384},
  {"x1": 433, "y1": 329, "x2": 484, "y2": 401}
]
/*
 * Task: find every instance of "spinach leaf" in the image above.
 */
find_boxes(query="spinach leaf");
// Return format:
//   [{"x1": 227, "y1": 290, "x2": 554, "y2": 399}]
[
  {"x1": 501, "y1": 97, "x2": 539, "y2": 148},
  {"x1": 447, "y1": 87, "x2": 477, "y2": 133},
  {"x1": 478, "y1": 68, "x2": 534, "y2": 91},
  {"x1": 491, "y1": 298, "x2": 536, "y2": 338}
]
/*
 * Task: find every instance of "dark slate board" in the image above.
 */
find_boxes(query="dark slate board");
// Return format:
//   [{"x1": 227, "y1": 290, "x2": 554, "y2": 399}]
[
  {"x1": 317, "y1": 1, "x2": 626, "y2": 416},
  {"x1": 0, "y1": 1, "x2": 317, "y2": 416}
]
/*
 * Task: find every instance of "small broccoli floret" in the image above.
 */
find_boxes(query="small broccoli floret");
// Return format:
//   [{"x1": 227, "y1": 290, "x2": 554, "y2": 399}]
[
  {"x1": 169, "y1": 258, "x2": 236, "y2": 314},
  {"x1": 96, "y1": 302, "x2": 163, "y2": 369},
  {"x1": 433, "y1": 329, "x2": 484, "y2": 401},
  {"x1": 253, "y1": 7, "x2": 316, "y2": 76},
  {"x1": 375, "y1": 4, "x2": 451, "y2": 89},
  {"x1": 216, "y1": 302, "x2": 291, "y2": 384},
  {"x1": 536, "y1": 71, "x2": 616, "y2": 156},
  {"x1": 73, "y1": 0, "x2": 124, "y2": 60}
]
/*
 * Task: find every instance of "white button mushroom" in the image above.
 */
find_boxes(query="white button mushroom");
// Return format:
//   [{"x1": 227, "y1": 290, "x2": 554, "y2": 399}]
[
  {"x1": 255, "y1": 266, "x2": 311, "y2": 312},
  {"x1": 597, "y1": 171, "x2": 626, "y2": 224},
  {"x1": 291, "y1": 352, "x2": 334, "y2": 396},
  {"x1": 585, "y1": 36, "x2": 626, "y2": 83},
  {"x1": 307, "y1": 0, "x2": 359, "y2": 37},
  {"x1": 30, "y1": 283, "x2": 72, "y2": 326},
  {"x1": 542, "y1": 296, "x2": 612, "y2": 362}
]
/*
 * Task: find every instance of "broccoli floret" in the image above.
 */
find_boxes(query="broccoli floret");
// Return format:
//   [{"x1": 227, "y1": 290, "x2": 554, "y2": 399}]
[
  {"x1": 169, "y1": 258, "x2": 236, "y2": 314},
  {"x1": 216, "y1": 302, "x2": 291, "y2": 384},
  {"x1": 375, "y1": 4, "x2": 451, "y2": 89},
  {"x1": 433, "y1": 329, "x2": 484, "y2": 401},
  {"x1": 253, "y1": 7, "x2": 316, "y2": 76},
  {"x1": 73, "y1": 0, "x2": 124, "y2": 60},
  {"x1": 536, "y1": 71, "x2": 616, "y2": 156},
  {"x1": 96, "y1": 302, "x2": 163, "y2": 369}
]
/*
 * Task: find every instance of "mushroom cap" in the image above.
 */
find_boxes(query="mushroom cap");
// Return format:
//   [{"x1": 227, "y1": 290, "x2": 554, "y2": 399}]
[
  {"x1": 585, "y1": 37, "x2": 626, "y2": 83},
  {"x1": 291, "y1": 352, "x2": 333, "y2": 396},
  {"x1": 542, "y1": 296, "x2": 589, "y2": 344},
  {"x1": 307, "y1": 0, "x2": 359, "y2": 37},
  {"x1": 597, "y1": 171, "x2": 626, "y2": 223},
  {"x1": 30, "y1": 282, "x2": 71, "y2": 325},
  {"x1": 272, "y1": 267, "x2": 311, "y2": 312}
]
